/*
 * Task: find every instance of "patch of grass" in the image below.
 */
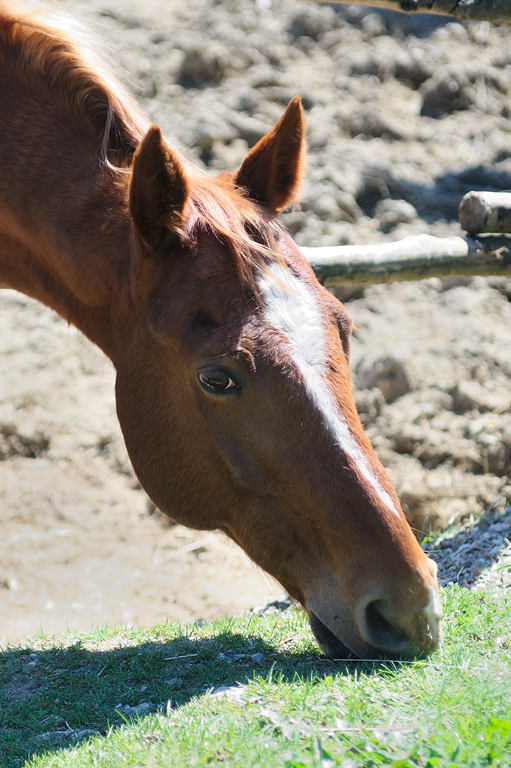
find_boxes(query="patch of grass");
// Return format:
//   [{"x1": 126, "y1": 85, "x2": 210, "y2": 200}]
[{"x1": 1, "y1": 586, "x2": 510, "y2": 767}]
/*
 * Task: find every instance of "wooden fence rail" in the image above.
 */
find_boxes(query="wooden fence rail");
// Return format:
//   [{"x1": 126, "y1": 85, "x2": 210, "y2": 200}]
[
  {"x1": 301, "y1": 234, "x2": 511, "y2": 287},
  {"x1": 312, "y1": 0, "x2": 511, "y2": 27},
  {"x1": 301, "y1": 192, "x2": 511, "y2": 286}
]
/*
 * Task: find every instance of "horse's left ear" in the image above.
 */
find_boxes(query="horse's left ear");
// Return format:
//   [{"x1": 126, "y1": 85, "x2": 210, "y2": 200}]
[
  {"x1": 234, "y1": 96, "x2": 305, "y2": 211},
  {"x1": 129, "y1": 125, "x2": 189, "y2": 249}
]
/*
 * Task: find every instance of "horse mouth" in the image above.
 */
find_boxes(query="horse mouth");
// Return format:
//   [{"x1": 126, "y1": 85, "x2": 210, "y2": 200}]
[
  {"x1": 308, "y1": 606, "x2": 426, "y2": 661},
  {"x1": 308, "y1": 611, "x2": 362, "y2": 660}
]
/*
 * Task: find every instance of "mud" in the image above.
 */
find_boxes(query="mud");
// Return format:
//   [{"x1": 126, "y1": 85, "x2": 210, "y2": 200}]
[{"x1": 2, "y1": 0, "x2": 511, "y2": 644}]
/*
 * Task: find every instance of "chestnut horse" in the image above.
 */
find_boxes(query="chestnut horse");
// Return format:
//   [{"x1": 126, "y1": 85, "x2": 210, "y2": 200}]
[{"x1": 0, "y1": 3, "x2": 440, "y2": 658}]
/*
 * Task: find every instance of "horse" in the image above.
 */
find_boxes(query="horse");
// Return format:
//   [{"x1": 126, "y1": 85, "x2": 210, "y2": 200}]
[{"x1": 0, "y1": 2, "x2": 440, "y2": 659}]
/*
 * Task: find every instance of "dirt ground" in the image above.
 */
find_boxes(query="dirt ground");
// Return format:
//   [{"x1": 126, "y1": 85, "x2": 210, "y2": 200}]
[{"x1": 2, "y1": 0, "x2": 511, "y2": 646}]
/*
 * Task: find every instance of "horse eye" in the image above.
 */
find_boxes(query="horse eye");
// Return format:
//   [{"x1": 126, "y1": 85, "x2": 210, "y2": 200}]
[{"x1": 198, "y1": 370, "x2": 237, "y2": 393}]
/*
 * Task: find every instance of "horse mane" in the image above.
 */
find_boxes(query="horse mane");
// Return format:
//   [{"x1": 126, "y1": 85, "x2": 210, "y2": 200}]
[
  {"x1": 0, "y1": 0, "x2": 149, "y2": 165},
  {"x1": 0, "y1": 1, "x2": 281, "y2": 290}
]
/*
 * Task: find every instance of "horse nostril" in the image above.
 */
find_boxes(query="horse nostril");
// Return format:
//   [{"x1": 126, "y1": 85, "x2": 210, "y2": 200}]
[{"x1": 363, "y1": 600, "x2": 409, "y2": 655}]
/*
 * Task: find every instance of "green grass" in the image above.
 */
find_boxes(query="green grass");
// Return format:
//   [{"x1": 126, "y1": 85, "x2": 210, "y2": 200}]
[{"x1": 1, "y1": 585, "x2": 511, "y2": 767}]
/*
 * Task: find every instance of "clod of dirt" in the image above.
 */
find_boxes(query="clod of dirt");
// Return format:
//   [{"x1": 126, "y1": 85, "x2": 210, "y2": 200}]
[
  {"x1": 0, "y1": 423, "x2": 49, "y2": 460},
  {"x1": 392, "y1": 49, "x2": 434, "y2": 89},
  {"x1": 178, "y1": 43, "x2": 232, "y2": 88},
  {"x1": 420, "y1": 65, "x2": 475, "y2": 117},
  {"x1": 386, "y1": 456, "x2": 502, "y2": 530},
  {"x1": 450, "y1": 380, "x2": 503, "y2": 414},
  {"x1": 287, "y1": 5, "x2": 339, "y2": 40},
  {"x1": 354, "y1": 387, "x2": 385, "y2": 424},
  {"x1": 355, "y1": 356, "x2": 413, "y2": 403},
  {"x1": 374, "y1": 198, "x2": 418, "y2": 232},
  {"x1": 360, "y1": 12, "x2": 386, "y2": 39}
]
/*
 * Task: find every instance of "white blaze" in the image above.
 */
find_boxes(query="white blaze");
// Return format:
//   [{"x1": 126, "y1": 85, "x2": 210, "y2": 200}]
[{"x1": 258, "y1": 263, "x2": 399, "y2": 517}]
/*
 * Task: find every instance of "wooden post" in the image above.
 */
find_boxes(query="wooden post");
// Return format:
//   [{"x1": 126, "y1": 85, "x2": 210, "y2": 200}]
[{"x1": 459, "y1": 192, "x2": 511, "y2": 235}]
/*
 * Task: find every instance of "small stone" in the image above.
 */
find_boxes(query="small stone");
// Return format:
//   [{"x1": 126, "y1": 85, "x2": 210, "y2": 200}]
[
  {"x1": 124, "y1": 702, "x2": 152, "y2": 718},
  {"x1": 251, "y1": 652, "x2": 264, "y2": 665},
  {"x1": 374, "y1": 198, "x2": 418, "y2": 232}
]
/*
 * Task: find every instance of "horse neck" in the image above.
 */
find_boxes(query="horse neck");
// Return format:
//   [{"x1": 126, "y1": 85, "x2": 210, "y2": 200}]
[
  {"x1": 0, "y1": 69, "x2": 141, "y2": 362},
  {"x1": 0, "y1": 175, "x2": 137, "y2": 363}
]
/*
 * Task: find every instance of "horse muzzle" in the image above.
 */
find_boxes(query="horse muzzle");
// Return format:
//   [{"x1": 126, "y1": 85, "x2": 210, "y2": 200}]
[{"x1": 307, "y1": 583, "x2": 442, "y2": 660}]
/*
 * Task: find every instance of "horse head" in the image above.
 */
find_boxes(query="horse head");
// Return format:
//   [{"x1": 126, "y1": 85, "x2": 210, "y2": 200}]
[{"x1": 115, "y1": 97, "x2": 441, "y2": 659}]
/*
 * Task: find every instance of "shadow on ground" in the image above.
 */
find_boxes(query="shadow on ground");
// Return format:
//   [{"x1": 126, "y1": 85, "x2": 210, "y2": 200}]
[
  {"x1": 423, "y1": 507, "x2": 511, "y2": 588},
  {"x1": 356, "y1": 162, "x2": 511, "y2": 220},
  {"x1": 0, "y1": 626, "x2": 410, "y2": 767}
]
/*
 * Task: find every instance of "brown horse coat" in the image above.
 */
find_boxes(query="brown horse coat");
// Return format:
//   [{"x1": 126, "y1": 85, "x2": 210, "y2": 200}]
[{"x1": 0, "y1": 2, "x2": 440, "y2": 658}]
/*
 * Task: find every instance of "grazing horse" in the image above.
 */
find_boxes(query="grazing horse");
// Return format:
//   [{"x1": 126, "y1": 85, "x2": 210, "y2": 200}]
[{"x1": 0, "y1": 2, "x2": 440, "y2": 658}]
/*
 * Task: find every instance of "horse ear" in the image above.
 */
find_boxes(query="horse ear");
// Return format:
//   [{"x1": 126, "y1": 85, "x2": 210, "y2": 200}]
[
  {"x1": 129, "y1": 125, "x2": 189, "y2": 248},
  {"x1": 234, "y1": 96, "x2": 305, "y2": 211}
]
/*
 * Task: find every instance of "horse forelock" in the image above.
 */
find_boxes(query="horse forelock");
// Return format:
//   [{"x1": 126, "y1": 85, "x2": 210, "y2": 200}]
[
  {"x1": 183, "y1": 174, "x2": 287, "y2": 296},
  {"x1": 0, "y1": 1, "x2": 148, "y2": 165}
]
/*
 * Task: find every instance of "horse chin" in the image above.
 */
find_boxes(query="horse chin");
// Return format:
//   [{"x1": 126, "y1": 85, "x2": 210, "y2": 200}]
[{"x1": 308, "y1": 611, "x2": 376, "y2": 661}]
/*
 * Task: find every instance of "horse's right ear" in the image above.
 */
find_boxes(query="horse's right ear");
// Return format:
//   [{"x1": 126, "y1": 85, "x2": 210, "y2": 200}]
[
  {"x1": 129, "y1": 126, "x2": 189, "y2": 249},
  {"x1": 234, "y1": 96, "x2": 305, "y2": 211}
]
